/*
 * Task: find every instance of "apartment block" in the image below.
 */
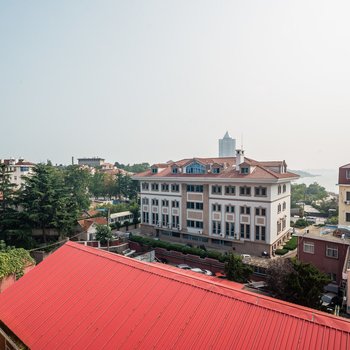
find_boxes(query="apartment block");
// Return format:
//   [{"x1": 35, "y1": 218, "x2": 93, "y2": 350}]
[
  {"x1": 339, "y1": 163, "x2": 350, "y2": 226},
  {"x1": 133, "y1": 150, "x2": 299, "y2": 256},
  {"x1": 0, "y1": 158, "x2": 35, "y2": 187}
]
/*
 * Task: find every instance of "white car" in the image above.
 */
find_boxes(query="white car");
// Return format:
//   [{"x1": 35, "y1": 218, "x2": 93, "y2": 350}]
[{"x1": 190, "y1": 268, "x2": 214, "y2": 276}]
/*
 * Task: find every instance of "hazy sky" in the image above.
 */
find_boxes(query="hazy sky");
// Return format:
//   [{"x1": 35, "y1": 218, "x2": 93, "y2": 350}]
[{"x1": 1, "y1": 1, "x2": 350, "y2": 169}]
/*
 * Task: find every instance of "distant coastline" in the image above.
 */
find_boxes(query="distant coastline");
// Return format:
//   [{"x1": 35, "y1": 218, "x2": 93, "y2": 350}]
[{"x1": 290, "y1": 170, "x2": 319, "y2": 178}]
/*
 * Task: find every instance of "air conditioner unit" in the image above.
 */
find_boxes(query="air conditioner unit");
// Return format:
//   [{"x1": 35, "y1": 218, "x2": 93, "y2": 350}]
[
  {"x1": 198, "y1": 230, "x2": 203, "y2": 235},
  {"x1": 177, "y1": 225, "x2": 181, "y2": 230},
  {"x1": 345, "y1": 200, "x2": 350, "y2": 205}
]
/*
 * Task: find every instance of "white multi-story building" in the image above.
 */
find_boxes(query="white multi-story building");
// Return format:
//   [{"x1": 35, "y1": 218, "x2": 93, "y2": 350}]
[
  {"x1": 133, "y1": 150, "x2": 299, "y2": 256},
  {"x1": 0, "y1": 158, "x2": 35, "y2": 188},
  {"x1": 219, "y1": 131, "x2": 236, "y2": 157}
]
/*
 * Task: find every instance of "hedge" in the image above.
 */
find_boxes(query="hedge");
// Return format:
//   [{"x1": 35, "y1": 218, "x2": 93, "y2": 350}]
[
  {"x1": 283, "y1": 236, "x2": 297, "y2": 251},
  {"x1": 129, "y1": 235, "x2": 229, "y2": 262},
  {"x1": 275, "y1": 248, "x2": 289, "y2": 255}
]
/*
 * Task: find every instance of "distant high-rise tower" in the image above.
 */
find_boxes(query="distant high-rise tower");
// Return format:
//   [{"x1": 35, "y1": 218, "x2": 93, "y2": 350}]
[{"x1": 219, "y1": 131, "x2": 236, "y2": 157}]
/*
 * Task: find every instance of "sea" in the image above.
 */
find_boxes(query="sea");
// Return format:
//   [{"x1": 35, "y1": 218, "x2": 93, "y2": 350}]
[{"x1": 292, "y1": 169, "x2": 338, "y2": 194}]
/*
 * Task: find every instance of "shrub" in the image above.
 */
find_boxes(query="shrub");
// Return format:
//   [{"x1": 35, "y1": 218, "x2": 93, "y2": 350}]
[
  {"x1": 283, "y1": 236, "x2": 297, "y2": 251},
  {"x1": 275, "y1": 248, "x2": 288, "y2": 255}
]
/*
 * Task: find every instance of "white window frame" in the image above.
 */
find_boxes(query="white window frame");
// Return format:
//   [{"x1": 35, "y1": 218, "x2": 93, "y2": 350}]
[
  {"x1": 326, "y1": 246, "x2": 338, "y2": 259},
  {"x1": 303, "y1": 242, "x2": 314, "y2": 254}
]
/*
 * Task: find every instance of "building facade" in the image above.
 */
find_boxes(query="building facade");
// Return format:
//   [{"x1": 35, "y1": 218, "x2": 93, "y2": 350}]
[
  {"x1": 339, "y1": 163, "x2": 350, "y2": 226},
  {"x1": 77, "y1": 157, "x2": 105, "y2": 167},
  {"x1": 133, "y1": 150, "x2": 298, "y2": 256},
  {"x1": 219, "y1": 131, "x2": 236, "y2": 157},
  {"x1": 0, "y1": 158, "x2": 35, "y2": 188}
]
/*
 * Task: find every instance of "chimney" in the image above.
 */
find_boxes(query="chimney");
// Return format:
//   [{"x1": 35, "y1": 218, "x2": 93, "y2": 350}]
[{"x1": 235, "y1": 149, "x2": 244, "y2": 171}]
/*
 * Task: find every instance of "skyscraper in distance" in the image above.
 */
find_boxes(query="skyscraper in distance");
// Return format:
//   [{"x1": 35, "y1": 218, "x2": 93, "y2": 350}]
[{"x1": 219, "y1": 131, "x2": 236, "y2": 157}]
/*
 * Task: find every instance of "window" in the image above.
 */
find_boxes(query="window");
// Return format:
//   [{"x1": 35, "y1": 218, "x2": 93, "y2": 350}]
[
  {"x1": 152, "y1": 213, "x2": 159, "y2": 225},
  {"x1": 240, "y1": 206, "x2": 250, "y2": 215},
  {"x1": 212, "y1": 221, "x2": 221, "y2": 234},
  {"x1": 172, "y1": 167, "x2": 178, "y2": 174},
  {"x1": 326, "y1": 246, "x2": 338, "y2": 259},
  {"x1": 162, "y1": 214, "x2": 169, "y2": 226},
  {"x1": 346, "y1": 213, "x2": 350, "y2": 222},
  {"x1": 255, "y1": 226, "x2": 266, "y2": 241},
  {"x1": 277, "y1": 221, "x2": 282, "y2": 233},
  {"x1": 162, "y1": 200, "x2": 169, "y2": 207},
  {"x1": 212, "y1": 203, "x2": 221, "y2": 212},
  {"x1": 278, "y1": 185, "x2": 281, "y2": 195},
  {"x1": 20, "y1": 166, "x2": 29, "y2": 172},
  {"x1": 346, "y1": 170, "x2": 350, "y2": 179},
  {"x1": 283, "y1": 184, "x2": 287, "y2": 193},
  {"x1": 328, "y1": 273, "x2": 337, "y2": 283},
  {"x1": 186, "y1": 162, "x2": 205, "y2": 174},
  {"x1": 303, "y1": 242, "x2": 314, "y2": 254},
  {"x1": 172, "y1": 200, "x2": 179, "y2": 208},
  {"x1": 225, "y1": 205, "x2": 234, "y2": 213},
  {"x1": 225, "y1": 186, "x2": 235, "y2": 195},
  {"x1": 277, "y1": 204, "x2": 282, "y2": 213},
  {"x1": 187, "y1": 185, "x2": 203, "y2": 192},
  {"x1": 187, "y1": 202, "x2": 203, "y2": 210},
  {"x1": 212, "y1": 167, "x2": 220, "y2": 174},
  {"x1": 142, "y1": 182, "x2": 149, "y2": 191},
  {"x1": 151, "y1": 183, "x2": 159, "y2": 191},
  {"x1": 161, "y1": 184, "x2": 169, "y2": 192},
  {"x1": 255, "y1": 187, "x2": 267, "y2": 197},
  {"x1": 239, "y1": 186, "x2": 251, "y2": 196},
  {"x1": 152, "y1": 168, "x2": 158, "y2": 174},
  {"x1": 240, "y1": 224, "x2": 250, "y2": 239},
  {"x1": 151, "y1": 199, "x2": 159, "y2": 206},
  {"x1": 142, "y1": 198, "x2": 149, "y2": 205},
  {"x1": 187, "y1": 220, "x2": 203, "y2": 229},
  {"x1": 212, "y1": 185, "x2": 222, "y2": 194},
  {"x1": 241, "y1": 167, "x2": 249, "y2": 174},
  {"x1": 142, "y1": 211, "x2": 149, "y2": 223},
  {"x1": 171, "y1": 184, "x2": 180, "y2": 192},
  {"x1": 283, "y1": 202, "x2": 286, "y2": 211},
  {"x1": 255, "y1": 208, "x2": 266, "y2": 216},
  {"x1": 226, "y1": 222, "x2": 235, "y2": 237},
  {"x1": 172, "y1": 215, "x2": 179, "y2": 228}
]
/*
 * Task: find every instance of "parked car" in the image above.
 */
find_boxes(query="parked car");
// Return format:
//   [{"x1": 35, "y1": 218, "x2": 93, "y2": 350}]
[
  {"x1": 176, "y1": 264, "x2": 191, "y2": 270},
  {"x1": 321, "y1": 292, "x2": 339, "y2": 308},
  {"x1": 190, "y1": 268, "x2": 214, "y2": 276}
]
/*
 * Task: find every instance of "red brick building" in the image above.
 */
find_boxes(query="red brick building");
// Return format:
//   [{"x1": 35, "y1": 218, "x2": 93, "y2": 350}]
[{"x1": 296, "y1": 227, "x2": 350, "y2": 285}]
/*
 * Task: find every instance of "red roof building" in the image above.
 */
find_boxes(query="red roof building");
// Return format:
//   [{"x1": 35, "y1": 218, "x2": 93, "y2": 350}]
[{"x1": 0, "y1": 241, "x2": 350, "y2": 349}]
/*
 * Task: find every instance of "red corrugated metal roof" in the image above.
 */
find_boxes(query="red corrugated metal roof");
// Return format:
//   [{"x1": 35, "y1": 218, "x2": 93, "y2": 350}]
[{"x1": 0, "y1": 241, "x2": 349, "y2": 349}]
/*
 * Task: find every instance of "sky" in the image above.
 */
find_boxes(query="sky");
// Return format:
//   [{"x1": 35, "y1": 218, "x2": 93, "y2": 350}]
[{"x1": 1, "y1": 0, "x2": 350, "y2": 169}]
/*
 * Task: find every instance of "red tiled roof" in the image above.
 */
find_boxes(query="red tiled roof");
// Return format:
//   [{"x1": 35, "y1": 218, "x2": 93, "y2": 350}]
[
  {"x1": 77, "y1": 217, "x2": 107, "y2": 231},
  {"x1": 135, "y1": 156, "x2": 298, "y2": 180},
  {"x1": 0, "y1": 241, "x2": 349, "y2": 349}
]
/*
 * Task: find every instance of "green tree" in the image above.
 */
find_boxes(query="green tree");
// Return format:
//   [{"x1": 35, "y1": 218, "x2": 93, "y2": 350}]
[
  {"x1": 224, "y1": 254, "x2": 253, "y2": 283},
  {"x1": 19, "y1": 164, "x2": 79, "y2": 242},
  {"x1": 0, "y1": 163, "x2": 18, "y2": 232},
  {"x1": 266, "y1": 258, "x2": 330, "y2": 309},
  {"x1": 95, "y1": 224, "x2": 112, "y2": 244},
  {"x1": 64, "y1": 165, "x2": 91, "y2": 210},
  {"x1": 129, "y1": 201, "x2": 140, "y2": 228},
  {"x1": 89, "y1": 172, "x2": 106, "y2": 198}
]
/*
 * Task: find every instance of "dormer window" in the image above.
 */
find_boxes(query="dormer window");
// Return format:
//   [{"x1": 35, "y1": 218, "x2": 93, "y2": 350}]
[
  {"x1": 172, "y1": 167, "x2": 178, "y2": 174},
  {"x1": 241, "y1": 167, "x2": 249, "y2": 174},
  {"x1": 152, "y1": 168, "x2": 158, "y2": 174},
  {"x1": 212, "y1": 167, "x2": 220, "y2": 174},
  {"x1": 186, "y1": 162, "x2": 205, "y2": 174}
]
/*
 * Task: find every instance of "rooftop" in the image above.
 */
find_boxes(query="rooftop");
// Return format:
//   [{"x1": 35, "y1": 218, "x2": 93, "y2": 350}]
[
  {"x1": 134, "y1": 156, "x2": 298, "y2": 181},
  {"x1": 0, "y1": 241, "x2": 349, "y2": 349},
  {"x1": 294, "y1": 226, "x2": 350, "y2": 245}
]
